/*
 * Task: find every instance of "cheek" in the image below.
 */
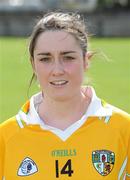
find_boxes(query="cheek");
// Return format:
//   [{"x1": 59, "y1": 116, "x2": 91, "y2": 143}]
[
  {"x1": 70, "y1": 62, "x2": 84, "y2": 72},
  {"x1": 34, "y1": 63, "x2": 47, "y2": 75},
  {"x1": 65, "y1": 63, "x2": 84, "y2": 79},
  {"x1": 34, "y1": 64, "x2": 49, "y2": 85}
]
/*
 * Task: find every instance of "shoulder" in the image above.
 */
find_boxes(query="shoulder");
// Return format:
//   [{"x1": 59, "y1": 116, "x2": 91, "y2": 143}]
[
  {"x1": 109, "y1": 104, "x2": 130, "y2": 122},
  {"x1": 106, "y1": 104, "x2": 130, "y2": 133},
  {"x1": 0, "y1": 116, "x2": 21, "y2": 143},
  {"x1": 0, "y1": 116, "x2": 18, "y2": 129}
]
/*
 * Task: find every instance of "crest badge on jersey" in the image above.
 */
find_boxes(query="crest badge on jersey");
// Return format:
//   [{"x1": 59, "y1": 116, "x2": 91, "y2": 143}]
[
  {"x1": 92, "y1": 150, "x2": 115, "y2": 176},
  {"x1": 17, "y1": 157, "x2": 38, "y2": 176}
]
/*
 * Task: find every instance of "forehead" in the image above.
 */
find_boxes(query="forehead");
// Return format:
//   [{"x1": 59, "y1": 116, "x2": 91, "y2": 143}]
[{"x1": 34, "y1": 31, "x2": 81, "y2": 53}]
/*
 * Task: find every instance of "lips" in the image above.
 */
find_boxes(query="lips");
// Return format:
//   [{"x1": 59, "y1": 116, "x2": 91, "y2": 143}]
[{"x1": 50, "y1": 80, "x2": 68, "y2": 86}]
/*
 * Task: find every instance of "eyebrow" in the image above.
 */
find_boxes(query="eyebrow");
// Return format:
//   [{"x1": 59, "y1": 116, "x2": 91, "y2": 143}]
[{"x1": 37, "y1": 51, "x2": 77, "y2": 56}]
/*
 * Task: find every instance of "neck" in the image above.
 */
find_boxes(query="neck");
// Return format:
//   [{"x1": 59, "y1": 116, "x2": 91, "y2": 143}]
[{"x1": 38, "y1": 90, "x2": 91, "y2": 129}]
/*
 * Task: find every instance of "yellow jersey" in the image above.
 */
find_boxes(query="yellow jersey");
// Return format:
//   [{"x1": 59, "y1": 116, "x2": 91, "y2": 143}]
[{"x1": 0, "y1": 90, "x2": 130, "y2": 180}]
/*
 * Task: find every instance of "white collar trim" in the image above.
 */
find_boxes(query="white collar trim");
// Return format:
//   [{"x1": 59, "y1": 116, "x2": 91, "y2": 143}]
[{"x1": 18, "y1": 87, "x2": 112, "y2": 141}]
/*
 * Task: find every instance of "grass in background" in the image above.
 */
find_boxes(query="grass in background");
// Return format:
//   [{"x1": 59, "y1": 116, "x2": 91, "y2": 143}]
[
  {"x1": 87, "y1": 38, "x2": 130, "y2": 113},
  {"x1": 0, "y1": 37, "x2": 130, "y2": 122}
]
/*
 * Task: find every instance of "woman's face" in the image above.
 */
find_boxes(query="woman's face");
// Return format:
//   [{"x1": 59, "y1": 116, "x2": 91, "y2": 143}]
[{"x1": 33, "y1": 31, "x2": 88, "y2": 101}]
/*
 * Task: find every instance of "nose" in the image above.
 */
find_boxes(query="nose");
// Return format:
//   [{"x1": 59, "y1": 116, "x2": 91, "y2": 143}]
[{"x1": 52, "y1": 60, "x2": 65, "y2": 76}]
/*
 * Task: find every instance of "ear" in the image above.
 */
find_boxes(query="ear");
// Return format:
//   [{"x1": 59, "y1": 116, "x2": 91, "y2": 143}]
[
  {"x1": 86, "y1": 51, "x2": 93, "y2": 60},
  {"x1": 83, "y1": 52, "x2": 89, "y2": 70},
  {"x1": 83, "y1": 51, "x2": 93, "y2": 70}
]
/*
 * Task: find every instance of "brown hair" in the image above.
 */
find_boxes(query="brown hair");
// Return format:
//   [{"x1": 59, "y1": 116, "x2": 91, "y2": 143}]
[{"x1": 28, "y1": 12, "x2": 89, "y2": 88}]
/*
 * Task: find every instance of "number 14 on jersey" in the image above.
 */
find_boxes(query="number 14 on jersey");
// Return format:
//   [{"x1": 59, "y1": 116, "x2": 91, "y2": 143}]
[{"x1": 55, "y1": 159, "x2": 74, "y2": 178}]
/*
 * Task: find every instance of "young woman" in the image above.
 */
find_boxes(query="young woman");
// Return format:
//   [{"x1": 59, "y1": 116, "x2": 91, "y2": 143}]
[{"x1": 0, "y1": 12, "x2": 130, "y2": 180}]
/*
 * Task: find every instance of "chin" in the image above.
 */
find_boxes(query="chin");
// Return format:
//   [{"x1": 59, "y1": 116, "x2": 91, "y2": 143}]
[{"x1": 50, "y1": 93, "x2": 72, "y2": 102}]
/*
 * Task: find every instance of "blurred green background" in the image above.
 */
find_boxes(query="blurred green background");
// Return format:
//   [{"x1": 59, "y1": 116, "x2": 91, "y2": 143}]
[{"x1": 0, "y1": 37, "x2": 130, "y2": 122}]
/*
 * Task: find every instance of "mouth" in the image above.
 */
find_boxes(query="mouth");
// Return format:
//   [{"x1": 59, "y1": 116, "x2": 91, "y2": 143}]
[{"x1": 50, "y1": 80, "x2": 68, "y2": 86}]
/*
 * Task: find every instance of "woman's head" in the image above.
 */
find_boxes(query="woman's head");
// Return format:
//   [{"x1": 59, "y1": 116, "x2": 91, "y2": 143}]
[{"x1": 28, "y1": 12, "x2": 91, "y2": 101}]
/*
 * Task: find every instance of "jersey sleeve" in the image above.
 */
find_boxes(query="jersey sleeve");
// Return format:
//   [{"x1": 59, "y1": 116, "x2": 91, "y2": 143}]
[
  {"x1": 0, "y1": 126, "x2": 5, "y2": 180},
  {"x1": 126, "y1": 117, "x2": 130, "y2": 179},
  {"x1": 126, "y1": 140, "x2": 130, "y2": 179}
]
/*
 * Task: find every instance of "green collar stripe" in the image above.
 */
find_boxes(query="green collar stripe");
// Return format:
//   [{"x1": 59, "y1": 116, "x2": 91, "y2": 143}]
[{"x1": 16, "y1": 115, "x2": 24, "y2": 128}]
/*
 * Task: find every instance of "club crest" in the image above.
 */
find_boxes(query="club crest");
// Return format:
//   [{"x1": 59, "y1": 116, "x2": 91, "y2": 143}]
[
  {"x1": 17, "y1": 157, "x2": 38, "y2": 176},
  {"x1": 92, "y1": 150, "x2": 115, "y2": 176}
]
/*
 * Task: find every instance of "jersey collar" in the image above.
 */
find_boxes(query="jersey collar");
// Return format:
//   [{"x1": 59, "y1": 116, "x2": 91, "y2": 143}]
[
  {"x1": 17, "y1": 87, "x2": 112, "y2": 126},
  {"x1": 16, "y1": 87, "x2": 112, "y2": 141}
]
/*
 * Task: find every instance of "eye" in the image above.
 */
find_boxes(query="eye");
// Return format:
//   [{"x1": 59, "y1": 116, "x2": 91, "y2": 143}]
[
  {"x1": 39, "y1": 57, "x2": 51, "y2": 62},
  {"x1": 63, "y1": 56, "x2": 75, "y2": 61}
]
